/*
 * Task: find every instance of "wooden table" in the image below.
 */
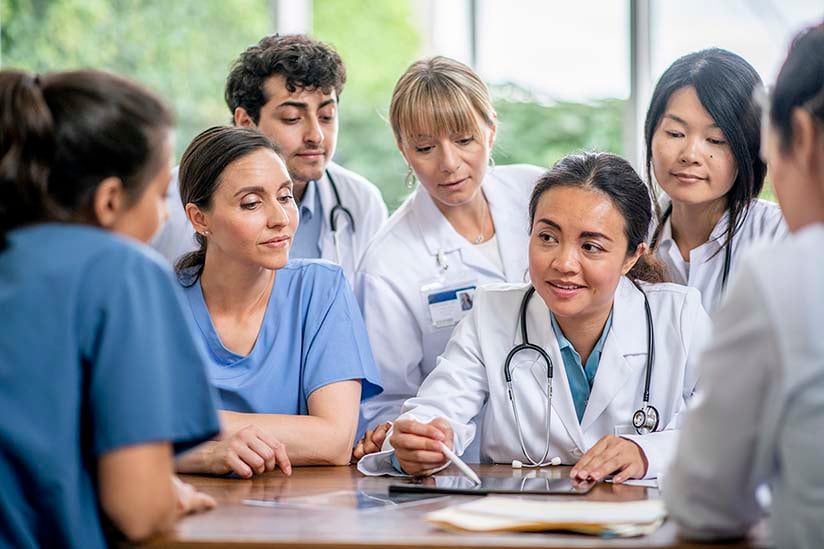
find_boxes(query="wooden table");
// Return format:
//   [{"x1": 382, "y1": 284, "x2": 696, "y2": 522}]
[{"x1": 141, "y1": 465, "x2": 770, "y2": 548}]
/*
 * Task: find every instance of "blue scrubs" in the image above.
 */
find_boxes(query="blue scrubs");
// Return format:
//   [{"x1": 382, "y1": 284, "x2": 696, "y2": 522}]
[
  {"x1": 0, "y1": 224, "x2": 219, "y2": 549},
  {"x1": 183, "y1": 259, "x2": 382, "y2": 414}
]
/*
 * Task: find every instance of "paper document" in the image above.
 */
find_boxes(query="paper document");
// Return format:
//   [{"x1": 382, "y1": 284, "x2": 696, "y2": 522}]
[{"x1": 426, "y1": 496, "x2": 666, "y2": 536}]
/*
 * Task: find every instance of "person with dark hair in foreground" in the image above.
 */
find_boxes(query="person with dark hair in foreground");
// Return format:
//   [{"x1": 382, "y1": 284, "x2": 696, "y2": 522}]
[
  {"x1": 0, "y1": 69, "x2": 219, "y2": 548},
  {"x1": 665, "y1": 22, "x2": 824, "y2": 548}
]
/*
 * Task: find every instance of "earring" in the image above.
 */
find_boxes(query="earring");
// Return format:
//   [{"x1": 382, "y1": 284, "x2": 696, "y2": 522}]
[
  {"x1": 202, "y1": 230, "x2": 210, "y2": 236},
  {"x1": 488, "y1": 156, "x2": 496, "y2": 171},
  {"x1": 404, "y1": 166, "x2": 417, "y2": 190}
]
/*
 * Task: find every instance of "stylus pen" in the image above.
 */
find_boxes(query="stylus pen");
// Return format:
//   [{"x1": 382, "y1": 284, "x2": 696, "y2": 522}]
[{"x1": 439, "y1": 442, "x2": 481, "y2": 485}]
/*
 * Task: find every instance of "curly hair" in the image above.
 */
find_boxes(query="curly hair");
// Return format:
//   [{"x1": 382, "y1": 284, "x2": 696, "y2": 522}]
[{"x1": 225, "y1": 34, "x2": 346, "y2": 124}]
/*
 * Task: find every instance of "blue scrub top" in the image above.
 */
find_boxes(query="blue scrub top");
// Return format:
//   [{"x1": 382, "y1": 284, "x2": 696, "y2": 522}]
[
  {"x1": 550, "y1": 310, "x2": 614, "y2": 423},
  {"x1": 0, "y1": 224, "x2": 220, "y2": 549},
  {"x1": 183, "y1": 259, "x2": 382, "y2": 414}
]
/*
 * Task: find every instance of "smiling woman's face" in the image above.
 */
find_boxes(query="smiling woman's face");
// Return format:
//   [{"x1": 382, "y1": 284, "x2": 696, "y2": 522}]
[
  {"x1": 651, "y1": 86, "x2": 738, "y2": 209},
  {"x1": 529, "y1": 185, "x2": 640, "y2": 324}
]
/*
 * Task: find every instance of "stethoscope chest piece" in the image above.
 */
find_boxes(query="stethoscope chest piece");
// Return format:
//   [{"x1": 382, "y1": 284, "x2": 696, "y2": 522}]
[{"x1": 632, "y1": 404, "x2": 659, "y2": 435}]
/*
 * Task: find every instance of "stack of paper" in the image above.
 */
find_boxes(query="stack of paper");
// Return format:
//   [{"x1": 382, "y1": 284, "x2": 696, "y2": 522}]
[{"x1": 426, "y1": 497, "x2": 665, "y2": 537}]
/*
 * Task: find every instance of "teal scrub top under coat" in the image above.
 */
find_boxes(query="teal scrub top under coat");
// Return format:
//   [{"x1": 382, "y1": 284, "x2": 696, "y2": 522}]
[
  {"x1": 183, "y1": 259, "x2": 382, "y2": 414},
  {"x1": 550, "y1": 310, "x2": 614, "y2": 423},
  {"x1": 0, "y1": 225, "x2": 220, "y2": 549}
]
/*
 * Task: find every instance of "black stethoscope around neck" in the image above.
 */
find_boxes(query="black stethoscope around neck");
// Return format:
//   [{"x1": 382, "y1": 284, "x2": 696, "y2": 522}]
[
  {"x1": 503, "y1": 282, "x2": 658, "y2": 468},
  {"x1": 323, "y1": 169, "x2": 356, "y2": 263},
  {"x1": 653, "y1": 204, "x2": 733, "y2": 290}
]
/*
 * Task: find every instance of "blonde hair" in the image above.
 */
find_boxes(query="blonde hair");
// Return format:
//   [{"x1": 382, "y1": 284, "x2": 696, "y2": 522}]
[{"x1": 389, "y1": 56, "x2": 496, "y2": 147}]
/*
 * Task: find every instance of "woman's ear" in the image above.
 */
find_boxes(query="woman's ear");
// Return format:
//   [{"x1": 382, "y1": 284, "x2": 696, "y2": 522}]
[
  {"x1": 92, "y1": 177, "x2": 126, "y2": 229},
  {"x1": 185, "y1": 203, "x2": 209, "y2": 236},
  {"x1": 487, "y1": 116, "x2": 498, "y2": 149},
  {"x1": 622, "y1": 242, "x2": 647, "y2": 276}
]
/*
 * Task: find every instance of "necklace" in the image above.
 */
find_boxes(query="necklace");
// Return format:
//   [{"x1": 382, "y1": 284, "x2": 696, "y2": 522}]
[{"x1": 473, "y1": 198, "x2": 488, "y2": 244}]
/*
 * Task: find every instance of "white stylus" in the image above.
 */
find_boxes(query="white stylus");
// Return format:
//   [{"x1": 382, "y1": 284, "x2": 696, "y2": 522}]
[{"x1": 439, "y1": 442, "x2": 481, "y2": 485}]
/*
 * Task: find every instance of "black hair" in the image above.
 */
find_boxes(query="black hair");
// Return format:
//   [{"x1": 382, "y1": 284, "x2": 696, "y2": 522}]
[
  {"x1": 225, "y1": 34, "x2": 346, "y2": 124},
  {"x1": 529, "y1": 152, "x2": 667, "y2": 284},
  {"x1": 0, "y1": 69, "x2": 173, "y2": 250},
  {"x1": 771, "y1": 22, "x2": 824, "y2": 152},
  {"x1": 645, "y1": 48, "x2": 765, "y2": 254},
  {"x1": 175, "y1": 126, "x2": 283, "y2": 286}
]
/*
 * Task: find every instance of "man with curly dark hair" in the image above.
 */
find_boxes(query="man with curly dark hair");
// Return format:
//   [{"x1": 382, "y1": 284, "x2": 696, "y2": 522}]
[{"x1": 152, "y1": 34, "x2": 387, "y2": 284}]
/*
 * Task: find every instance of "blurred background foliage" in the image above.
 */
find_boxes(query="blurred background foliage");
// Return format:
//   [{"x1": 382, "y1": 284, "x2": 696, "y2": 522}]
[{"x1": 1, "y1": 0, "x2": 625, "y2": 211}]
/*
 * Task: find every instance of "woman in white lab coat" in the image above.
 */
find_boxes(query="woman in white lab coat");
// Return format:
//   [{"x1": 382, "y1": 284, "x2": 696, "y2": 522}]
[
  {"x1": 358, "y1": 152, "x2": 711, "y2": 483},
  {"x1": 353, "y1": 57, "x2": 543, "y2": 458},
  {"x1": 646, "y1": 48, "x2": 787, "y2": 313},
  {"x1": 665, "y1": 23, "x2": 824, "y2": 548}
]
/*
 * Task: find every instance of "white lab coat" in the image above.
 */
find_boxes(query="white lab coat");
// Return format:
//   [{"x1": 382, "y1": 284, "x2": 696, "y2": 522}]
[
  {"x1": 355, "y1": 164, "x2": 545, "y2": 443},
  {"x1": 358, "y1": 277, "x2": 711, "y2": 479},
  {"x1": 149, "y1": 161, "x2": 387, "y2": 285},
  {"x1": 664, "y1": 223, "x2": 824, "y2": 548},
  {"x1": 654, "y1": 197, "x2": 787, "y2": 313}
]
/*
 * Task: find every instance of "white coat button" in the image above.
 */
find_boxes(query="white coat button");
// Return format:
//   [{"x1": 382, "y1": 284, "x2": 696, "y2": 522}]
[{"x1": 570, "y1": 448, "x2": 583, "y2": 458}]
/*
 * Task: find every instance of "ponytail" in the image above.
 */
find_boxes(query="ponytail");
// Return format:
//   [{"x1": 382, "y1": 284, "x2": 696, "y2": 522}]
[
  {"x1": 628, "y1": 252, "x2": 668, "y2": 284},
  {"x1": 0, "y1": 71, "x2": 59, "y2": 250}
]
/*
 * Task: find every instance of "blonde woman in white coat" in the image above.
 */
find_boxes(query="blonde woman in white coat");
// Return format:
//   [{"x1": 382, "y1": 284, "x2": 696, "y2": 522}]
[
  {"x1": 358, "y1": 152, "x2": 711, "y2": 483},
  {"x1": 646, "y1": 48, "x2": 787, "y2": 313},
  {"x1": 352, "y1": 57, "x2": 543, "y2": 460}
]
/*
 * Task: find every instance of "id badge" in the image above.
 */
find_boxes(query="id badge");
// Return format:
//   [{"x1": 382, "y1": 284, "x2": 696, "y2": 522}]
[{"x1": 420, "y1": 274, "x2": 478, "y2": 329}]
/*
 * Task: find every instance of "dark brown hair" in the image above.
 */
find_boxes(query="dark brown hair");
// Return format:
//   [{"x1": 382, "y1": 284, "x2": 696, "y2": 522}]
[
  {"x1": 0, "y1": 69, "x2": 173, "y2": 250},
  {"x1": 175, "y1": 126, "x2": 283, "y2": 286},
  {"x1": 529, "y1": 152, "x2": 667, "y2": 284},
  {"x1": 225, "y1": 34, "x2": 346, "y2": 124}
]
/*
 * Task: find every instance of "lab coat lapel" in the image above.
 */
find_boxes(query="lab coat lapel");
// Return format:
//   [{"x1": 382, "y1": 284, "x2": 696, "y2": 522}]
[
  {"x1": 316, "y1": 172, "x2": 353, "y2": 272},
  {"x1": 412, "y1": 187, "x2": 501, "y2": 277},
  {"x1": 487, "y1": 171, "x2": 530, "y2": 283},
  {"x1": 411, "y1": 189, "x2": 464, "y2": 262},
  {"x1": 522, "y1": 290, "x2": 587, "y2": 451},
  {"x1": 580, "y1": 277, "x2": 648, "y2": 431}
]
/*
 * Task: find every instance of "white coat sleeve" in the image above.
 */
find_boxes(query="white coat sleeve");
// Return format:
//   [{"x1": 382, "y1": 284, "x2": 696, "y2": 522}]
[
  {"x1": 663, "y1": 263, "x2": 774, "y2": 540},
  {"x1": 621, "y1": 288, "x2": 712, "y2": 479},
  {"x1": 355, "y1": 270, "x2": 424, "y2": 431},
  {"x1": 357, "y1": 295, "x2": 491, "y2": 476}
]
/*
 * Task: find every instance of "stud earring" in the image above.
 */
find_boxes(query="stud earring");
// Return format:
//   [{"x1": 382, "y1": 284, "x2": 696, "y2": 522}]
[
  {"x1": 488, "y1": 156, "x2": 496, "y2": 170},
  {"x1": 404, "y1": 166, "x2": 417, "y2": 190}
]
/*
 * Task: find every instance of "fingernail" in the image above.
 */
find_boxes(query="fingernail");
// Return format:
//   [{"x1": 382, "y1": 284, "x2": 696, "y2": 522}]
[{"x1": 578, "y1": 470, "x2": 588, "y2": 479}]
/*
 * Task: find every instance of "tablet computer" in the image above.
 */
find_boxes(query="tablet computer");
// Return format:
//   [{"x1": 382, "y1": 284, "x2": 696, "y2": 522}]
[{"x1": 388, "y1": 475, "x2": 596, "y2": 496}]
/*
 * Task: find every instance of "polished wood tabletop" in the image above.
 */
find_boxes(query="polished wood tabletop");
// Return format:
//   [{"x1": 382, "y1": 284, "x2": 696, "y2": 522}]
[{"x1": 139, "y1": 465, "x2": 770, "y2": 548}]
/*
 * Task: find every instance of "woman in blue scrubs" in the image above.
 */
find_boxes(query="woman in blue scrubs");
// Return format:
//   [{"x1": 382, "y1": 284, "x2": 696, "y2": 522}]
[
  {"x1": 173, "y1": 126, "x2": 382, "y2": 477},
  {"x1": 0, "y1": 70, "x2": 219, "y2": 547}
]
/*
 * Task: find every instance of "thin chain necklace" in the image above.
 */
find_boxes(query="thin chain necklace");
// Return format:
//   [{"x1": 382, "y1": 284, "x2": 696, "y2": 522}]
[{"x1": 473, "y1": 197, "x2": 488, "y2": 244}]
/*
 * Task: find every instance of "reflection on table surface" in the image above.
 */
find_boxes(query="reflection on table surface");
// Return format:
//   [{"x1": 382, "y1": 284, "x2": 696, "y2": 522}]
[{"x1": 137, "y1": 464, "x2": 770, "y2": 548}]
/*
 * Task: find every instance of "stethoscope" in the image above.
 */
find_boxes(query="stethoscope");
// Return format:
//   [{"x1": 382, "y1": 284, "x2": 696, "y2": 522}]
[
  {"x1": 504, "y1": 281, "x2": 658, "y2": 469},
  {"x1": 652, "y1": 204, "x2": 733, "y2": 290},
  {"x1": 325, "y1": 169, "x2": 356, "y2": 263}
]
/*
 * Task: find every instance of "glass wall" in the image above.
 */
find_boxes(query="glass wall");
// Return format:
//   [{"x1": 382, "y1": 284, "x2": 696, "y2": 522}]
[{"x1": 2, "y1": 0, "x2": 821, "y2": 209}]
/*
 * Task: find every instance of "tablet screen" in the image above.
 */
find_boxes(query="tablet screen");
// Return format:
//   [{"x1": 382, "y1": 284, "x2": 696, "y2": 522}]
[{"x1": 389, "y1": 475, "x2": 596, "y2": 496}]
